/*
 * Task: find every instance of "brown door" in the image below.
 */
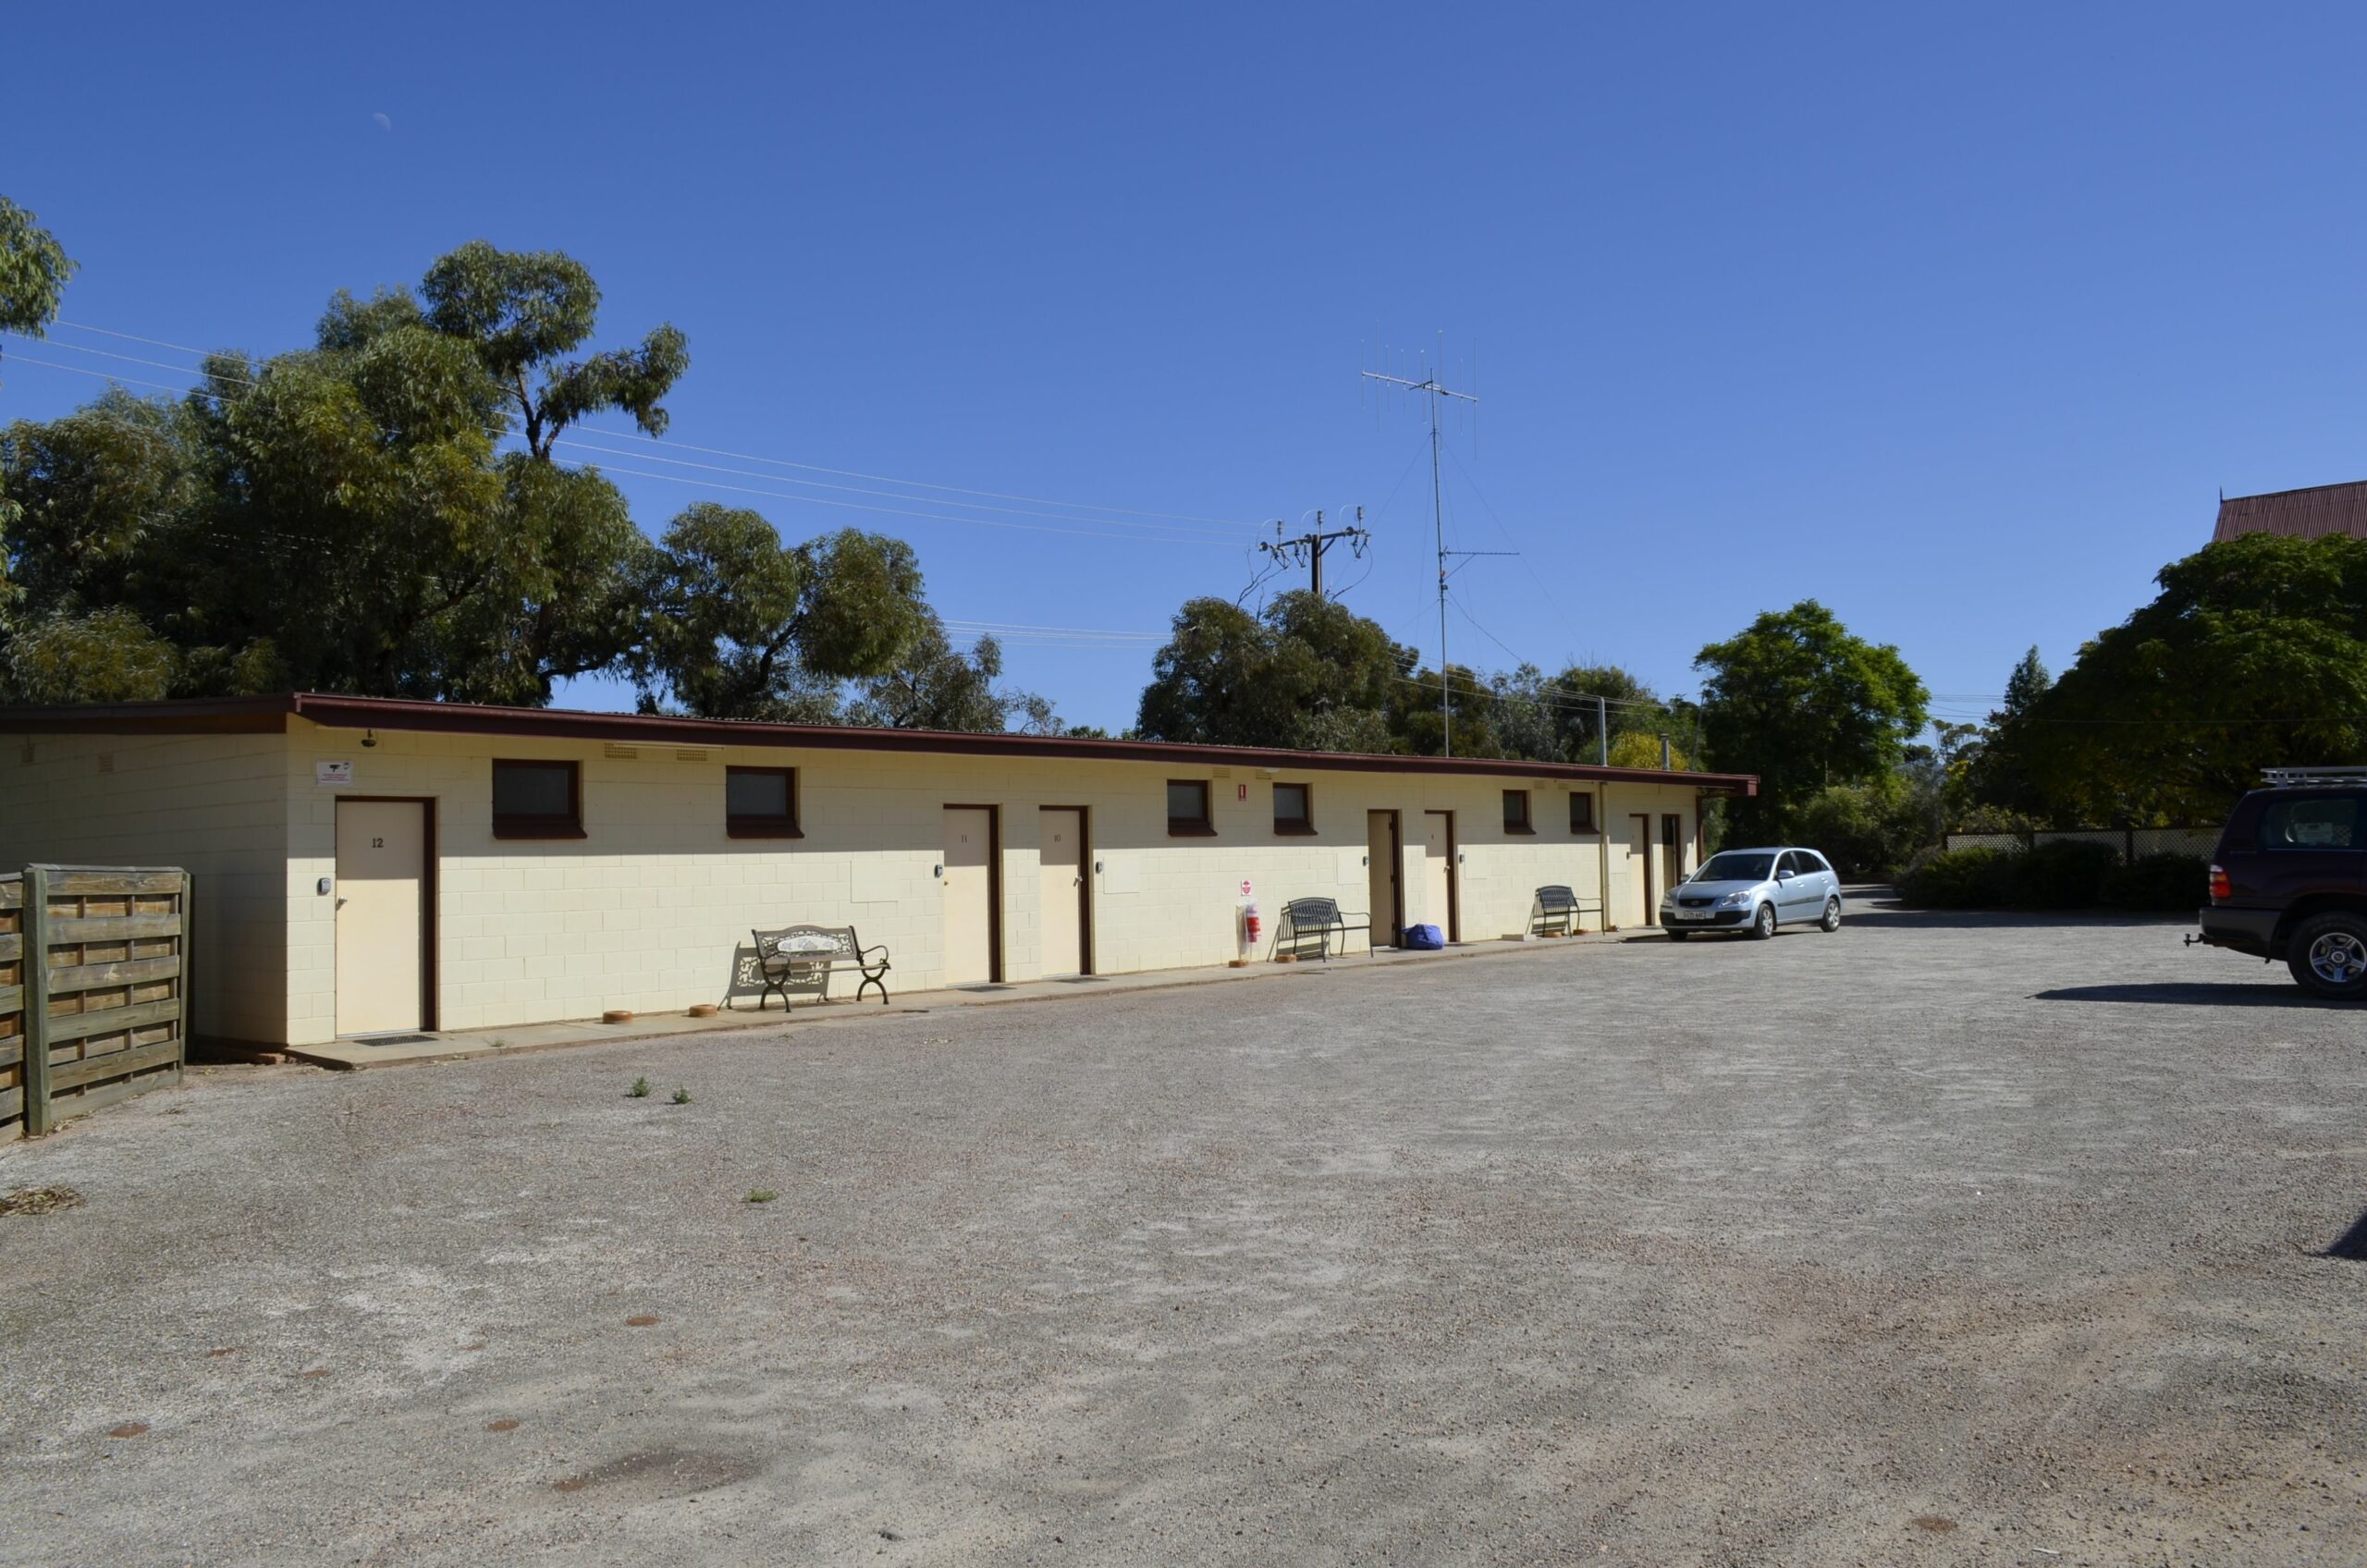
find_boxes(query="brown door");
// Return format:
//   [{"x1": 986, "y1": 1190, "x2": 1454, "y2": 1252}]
[
  {"x1": 1628, "y1": 814, "x2": 1654, "y2": 927},
  {"x1": 1038, "y1": 807, "x2": 1087, "y2": 975},
  {"x1": 1367, "y1": 810, "x2": 1401, "y2": 946},
  {"x1": 336, "y1": 800, "x2": 427, "y2": 1035},
  {"x1": 1423, "y1": 811, "x2": 1459, "y2": 942},
  {"x1": 1661, "y1": 814, "x2": 1684, "y2": 900}
]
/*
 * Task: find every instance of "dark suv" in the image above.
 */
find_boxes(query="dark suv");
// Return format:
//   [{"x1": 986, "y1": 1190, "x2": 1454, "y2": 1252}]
[{"x1": 2197, "y1": 772, "x2": 2367, "y2": 999}]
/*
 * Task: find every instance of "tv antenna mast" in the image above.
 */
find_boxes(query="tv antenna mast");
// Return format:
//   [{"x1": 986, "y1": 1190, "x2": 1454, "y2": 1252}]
[
  {"x1": 1257, "y1": 508, "x2": 1369, "y2": 599},
  {"x1": 1364, "y1": 345, "x2": 1507, "y2": 757}
]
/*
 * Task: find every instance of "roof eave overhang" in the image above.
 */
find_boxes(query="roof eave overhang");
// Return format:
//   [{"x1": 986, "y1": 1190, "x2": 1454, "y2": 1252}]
[{"x1": 0, "y1": 693, "x2": 1760, "y2": 793}]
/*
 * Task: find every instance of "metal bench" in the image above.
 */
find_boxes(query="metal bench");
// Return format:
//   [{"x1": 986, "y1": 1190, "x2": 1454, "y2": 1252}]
[
  {"x1": 1270, "y1": 897, "x2": 1370, "y2": 962},
  {"x1": 1530, "y1": 885, "x2": 1600, "y2": 937},
  {"x1": 725, "y1": 925, "x2": 891, "y2": 1011}
]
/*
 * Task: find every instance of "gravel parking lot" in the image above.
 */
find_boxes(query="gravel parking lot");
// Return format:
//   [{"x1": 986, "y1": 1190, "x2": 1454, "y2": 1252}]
[{"x1": 2, "y1": 898, "x2": 2362, "y2": 1566}]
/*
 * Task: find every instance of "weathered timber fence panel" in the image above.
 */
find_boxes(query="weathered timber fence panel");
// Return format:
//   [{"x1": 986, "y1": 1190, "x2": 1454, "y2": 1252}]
[
  {"x1": 7, "y1": 866, "x2": 191, "y2": 1137},
  {"x1": 0, "y1": 876, "x2": 23, "y2": 1141}
]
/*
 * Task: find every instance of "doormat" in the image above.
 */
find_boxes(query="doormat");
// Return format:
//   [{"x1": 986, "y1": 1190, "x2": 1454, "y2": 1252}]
[
  {"x1": 956, "y1": 985, "x2": 1015, "y2": 993},
  {"x1": 353, "y1": 1034, "x2": 436, "y2": 1047},
  {"x1": 1053, "y1": 976, "x2": 1108, "y2": 985}
]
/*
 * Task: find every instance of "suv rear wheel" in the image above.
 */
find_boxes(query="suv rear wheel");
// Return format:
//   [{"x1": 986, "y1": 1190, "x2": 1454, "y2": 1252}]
[{"x1": 2287, "y1": 912, "x2": 2367, "y2": 1000}]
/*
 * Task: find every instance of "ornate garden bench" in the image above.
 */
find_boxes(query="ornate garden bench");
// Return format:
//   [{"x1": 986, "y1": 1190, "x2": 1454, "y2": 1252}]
[{"x1": 723, "y1": 925, "x2": 892, "y2": 1012}]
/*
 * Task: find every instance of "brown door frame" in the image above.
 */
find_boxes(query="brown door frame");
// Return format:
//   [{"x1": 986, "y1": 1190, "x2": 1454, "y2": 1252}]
[
  {"x1": 335, "y1": 795, "x2": 438, "y2": 1033},
  {"x1": 1038, "y1": 804, "x2": 1092, "y2": 975},
  {"x1": 1368, "y1": 808, "x2": 1403, "y2": 946},
  {"x1": 1630, "y1": 813, "x2": 1654, "y2": 921},
  {"x1": 1426, "y1": 809, "x2": 1460, "y2": 944},
  {"x1": 944, "y1": 803, "x2": 1003, "y2": 984}
]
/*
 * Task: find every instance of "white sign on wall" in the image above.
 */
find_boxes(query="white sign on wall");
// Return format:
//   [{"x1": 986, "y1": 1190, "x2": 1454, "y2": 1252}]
[{"x1": 316, "y1": 760, "x2": 354, "y2": 788}]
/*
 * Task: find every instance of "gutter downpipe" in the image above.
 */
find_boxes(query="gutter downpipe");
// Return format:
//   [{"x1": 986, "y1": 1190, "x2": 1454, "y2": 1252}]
[{"x1": 1597, "y1": 697, "x2": 1612, "y2": 932}]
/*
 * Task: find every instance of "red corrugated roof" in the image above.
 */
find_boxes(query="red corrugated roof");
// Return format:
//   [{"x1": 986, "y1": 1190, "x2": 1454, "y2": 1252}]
[{"x1": 2213, "y1": 481, "x2": 2367, "y2": 543}]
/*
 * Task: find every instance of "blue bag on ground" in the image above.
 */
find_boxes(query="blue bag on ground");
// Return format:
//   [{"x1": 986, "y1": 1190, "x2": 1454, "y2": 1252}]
[{"x1": 1402, "y1": 924, "x2": 1445, "y2": 949}]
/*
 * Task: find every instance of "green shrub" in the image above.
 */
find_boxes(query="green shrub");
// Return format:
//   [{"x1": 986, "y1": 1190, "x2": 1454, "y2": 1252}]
[
  {"x1": 1895, "y1": 846, "x2": 2017, "y2": 908},
  {"x1": 1896, "y1": 839, "x2": 2122, "y2": 910},
  {"x1": 2103, "y1": 852, "x2": 2210, "y2": 912},
  {"x1": 1793, "y1": 777, "x2": 1938, "y2": 879},
  {"x1": 2006, "y1": 839, "x2": 2117, "y2": 909}
]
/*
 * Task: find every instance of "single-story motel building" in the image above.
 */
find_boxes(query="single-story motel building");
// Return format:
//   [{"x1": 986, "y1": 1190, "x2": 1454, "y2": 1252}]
[{"x1": 0, "y1": 695, "x2": 1755, "y2": 1051}]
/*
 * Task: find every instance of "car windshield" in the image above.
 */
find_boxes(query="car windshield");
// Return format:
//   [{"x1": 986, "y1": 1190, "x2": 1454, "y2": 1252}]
[{"x1": 1693, "y1": 852, "x2": 1774, "y2": 883}]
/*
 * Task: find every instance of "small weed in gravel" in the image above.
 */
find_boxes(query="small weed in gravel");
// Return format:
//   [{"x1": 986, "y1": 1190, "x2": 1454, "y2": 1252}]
[
  {"x1": 628, "y1": 1076, "x2": 650, "y2": 1098},
  {"x1": 0, "y1": 1185, "x2": 82, "y2": 1217},
  {"x1": 670, "y1": 1086, "x2": 692, "y2": 1105},
  {"x1": 746, "y1": 1189, "x2": 779, "y2": 1204}
]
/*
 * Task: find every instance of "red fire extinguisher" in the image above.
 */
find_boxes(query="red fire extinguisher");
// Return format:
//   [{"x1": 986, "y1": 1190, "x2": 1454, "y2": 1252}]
[{"x1": 1243, "y1": 900, "x2": 1262, "y2": 945}]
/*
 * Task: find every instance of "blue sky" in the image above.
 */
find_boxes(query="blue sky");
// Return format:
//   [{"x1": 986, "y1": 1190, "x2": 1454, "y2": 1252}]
[{"x1": 6, "y1": 3, "x2": 2363, "y2": 734}]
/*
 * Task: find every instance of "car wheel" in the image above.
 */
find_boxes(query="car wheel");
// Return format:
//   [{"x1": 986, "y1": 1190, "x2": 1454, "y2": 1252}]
[
  {"x1": 1820, "y1": 896, "x2": 1842, "y2": 933},
  {"x1": 1749, "y1": 901, "x2": 1777, "y2": 940},
  {"x1": 1666, "y1": 929, "x2": 1691, "y2": 941},
  {"x1": 2287, "y1": 912, "x2": 2367, "y2": 999}
]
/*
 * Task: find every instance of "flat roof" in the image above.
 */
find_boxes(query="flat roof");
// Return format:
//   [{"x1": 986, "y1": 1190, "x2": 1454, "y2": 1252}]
[{"x1": 0, "y1": 693, "x2": 1756, "y2": 794}]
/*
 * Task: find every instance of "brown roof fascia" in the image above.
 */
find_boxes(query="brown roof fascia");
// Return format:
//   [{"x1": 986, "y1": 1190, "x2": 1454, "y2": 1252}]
[{"x1": 0, "y1": 692, "x2": 1759, "y2": 795}]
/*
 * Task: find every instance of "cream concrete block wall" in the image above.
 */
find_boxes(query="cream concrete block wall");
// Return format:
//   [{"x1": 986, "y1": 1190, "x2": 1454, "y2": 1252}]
[
  {"x1": 283, "y1": 721, "x2": 1711, "y2": 1042},
  {"x1": 0, "y1": 731, "x2": 291, "y2": 1044}
]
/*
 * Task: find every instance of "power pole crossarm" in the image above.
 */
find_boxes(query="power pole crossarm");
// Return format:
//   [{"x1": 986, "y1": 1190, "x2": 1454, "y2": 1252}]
[{"x1": 1257, "y1": 508, "x2": 1368, "y2": 601}]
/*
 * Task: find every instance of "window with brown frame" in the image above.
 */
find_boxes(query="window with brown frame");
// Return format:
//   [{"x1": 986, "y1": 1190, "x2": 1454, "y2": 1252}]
[
  {"x1": 492, "y1": 759, "x2": 583, "y2": 839},
  {"x1": 1502, "y1": 789, "x2": 1535, "y2": 835},
  {"x1": 1272, "y1": 781, "x2": 1314, "y2": 835},
  {"x1": 1569, "y1": 791, "x2": 1598, "y2": 834},
  {"x1": 725, "y1": 766, "x2": 801, "y2": 838},
  {"x1": 1166, "y1": 779, "x2": 1214, "y2": 837}
]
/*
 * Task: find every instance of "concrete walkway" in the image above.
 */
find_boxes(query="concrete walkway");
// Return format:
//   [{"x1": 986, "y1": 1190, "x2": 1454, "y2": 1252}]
[{"x1": 285, "y1": 925, "x2": 1650, "y2": 1071}]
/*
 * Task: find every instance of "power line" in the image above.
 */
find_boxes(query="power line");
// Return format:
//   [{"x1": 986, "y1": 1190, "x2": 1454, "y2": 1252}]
[
  {"x1": 22, "y1": 319, "x2": 1272, "y2": 537},
  {"x1": 53, "y1": 319, "x2": 218, "y2": 356},
  {"x1": 583, "y1": 459, "x2": 1239, "y2": 547},
  {"x1": 2, "y1": 333, "x2": 251, "y2": 385},
  {"x1": 572, "y1": 422, "x2": 1266, "y2": 532},
  {"x1": 0, "y1": 352, "x2": 199, "y2": 398},
  {"x1": 554, "y1": 435, "x2": 1253, "y2": 543},
  {"x1": 7, "y1": 357, "x2": 1239, "y2": 551}
]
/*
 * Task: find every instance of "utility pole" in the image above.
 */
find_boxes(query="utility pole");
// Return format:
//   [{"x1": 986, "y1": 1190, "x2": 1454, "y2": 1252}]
[
  {"x1": 1257, "y1": 508, "x2": 1369, "y2": 599},
  {"x1": 1364, "y1": 354, "x2": 1499, "y2": 756}
]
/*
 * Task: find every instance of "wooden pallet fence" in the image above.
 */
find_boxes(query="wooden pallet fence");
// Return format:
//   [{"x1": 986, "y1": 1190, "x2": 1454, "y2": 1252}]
[
  {"x1": 6, "y1": 866, "x2": 191, "y2": 1138},
  {"x1": 0, "y1": 875, "x2": 22, "y2": 1140}
]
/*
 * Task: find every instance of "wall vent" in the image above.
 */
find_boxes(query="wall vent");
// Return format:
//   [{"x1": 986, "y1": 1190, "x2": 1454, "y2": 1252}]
[
  {"x1": 674, "y1": 748, "x2": 710, "y2": 763},
  {"x1": 603, "y1": 743, "x2": 640, "y2": 761}
]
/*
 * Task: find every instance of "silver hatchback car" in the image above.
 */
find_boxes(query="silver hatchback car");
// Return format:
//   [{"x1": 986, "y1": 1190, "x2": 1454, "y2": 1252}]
[{"x1": 1660, "y1": 846, "x2": 1844, "y2": 940}]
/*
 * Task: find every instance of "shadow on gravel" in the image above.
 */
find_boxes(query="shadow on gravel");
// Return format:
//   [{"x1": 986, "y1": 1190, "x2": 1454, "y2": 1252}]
[
  {"x1": 2324, "y1": 1211, "x2": 2367, "y2": 1262},
  {"x1": 2033, "y1": 982, "x2": 2342, "y2": 1009},
  {"x1": 1858, "y1": 907, "x2": 2197, "y2": 931}
]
